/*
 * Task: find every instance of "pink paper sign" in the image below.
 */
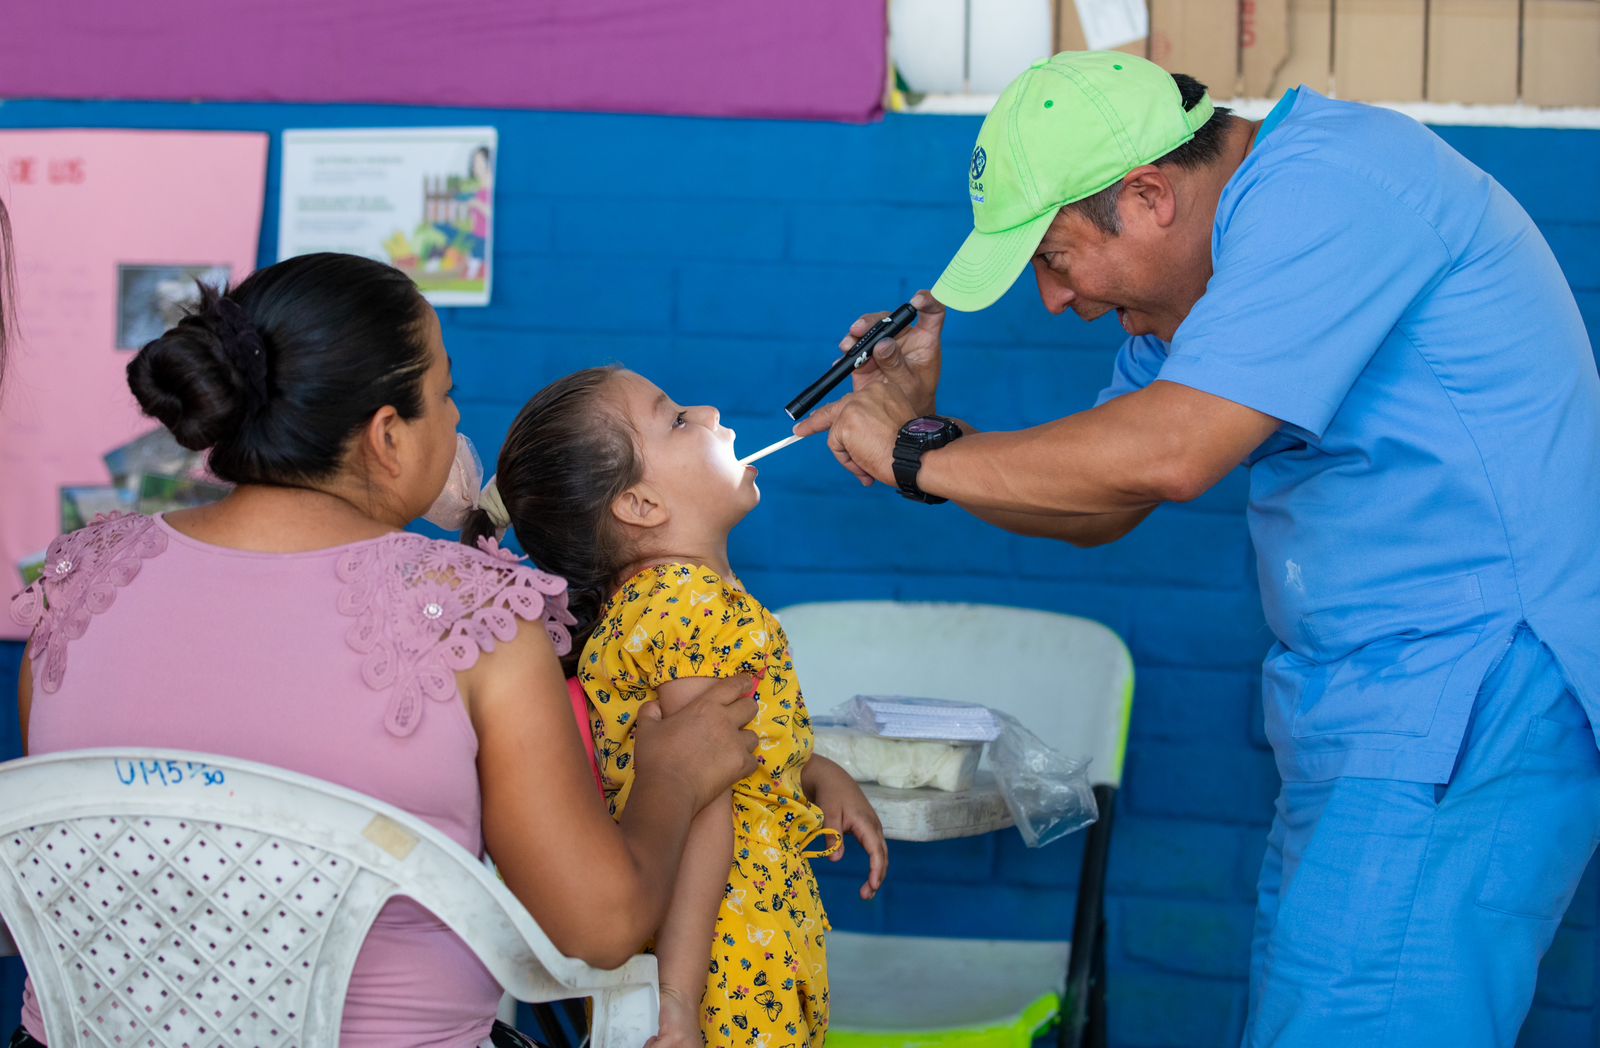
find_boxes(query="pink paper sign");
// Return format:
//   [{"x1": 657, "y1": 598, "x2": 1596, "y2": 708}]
[{"x1": 0, "y1": 131, "x2": 267, "y2": 639}]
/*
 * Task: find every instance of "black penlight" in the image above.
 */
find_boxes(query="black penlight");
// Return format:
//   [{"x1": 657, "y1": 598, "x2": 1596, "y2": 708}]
[{"x1": 784, "y1": 302, "x2": 918, "y2": 421}]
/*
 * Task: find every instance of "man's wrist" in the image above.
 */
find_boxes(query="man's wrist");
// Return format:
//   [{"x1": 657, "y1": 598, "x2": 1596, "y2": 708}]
[{"x1": 911, "y1": 440, "x2": 960, "y2": 501}]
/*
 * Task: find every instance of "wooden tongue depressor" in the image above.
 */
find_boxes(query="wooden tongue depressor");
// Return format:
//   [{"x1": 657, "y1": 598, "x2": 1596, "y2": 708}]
[{"x1": 737, "y1": 434, "x2": 804, "y2": 466}]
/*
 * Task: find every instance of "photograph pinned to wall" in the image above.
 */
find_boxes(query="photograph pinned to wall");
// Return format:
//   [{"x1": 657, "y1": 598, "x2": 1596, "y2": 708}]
[
  {"x1": 16, "y1": 426, "x2": 232, "y2": 585},
  {"x1": 278, "y1": 127, "x2": 497, "y2": 307},
  {"x1": 59, "y1": 485, "x2": 136, "y2": 532},
  {"x1": 115, "y1": 263, "x2": 231, "y2": 349}
]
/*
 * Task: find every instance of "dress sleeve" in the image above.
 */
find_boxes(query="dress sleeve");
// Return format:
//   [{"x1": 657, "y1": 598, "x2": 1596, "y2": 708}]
[{"x1": 609, "y1": 564, "x2": 769, "y2": 688}]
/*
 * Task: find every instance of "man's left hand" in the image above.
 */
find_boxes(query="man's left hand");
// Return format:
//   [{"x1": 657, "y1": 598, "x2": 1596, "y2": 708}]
[
  {"x1": 794, "y1": 337, "x2": 923, "y2": 486},
  {"x1": 798, "y1": 376, "x2": 917, "y2": 487}
]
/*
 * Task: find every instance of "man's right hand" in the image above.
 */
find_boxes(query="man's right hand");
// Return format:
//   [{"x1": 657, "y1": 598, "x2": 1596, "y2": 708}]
[
  {"x1": 837, "y1": 289, "x2": 945, "y2": 416},
  {"x1": 633, "y1": 674, "x2": 758, "y2": 810}
]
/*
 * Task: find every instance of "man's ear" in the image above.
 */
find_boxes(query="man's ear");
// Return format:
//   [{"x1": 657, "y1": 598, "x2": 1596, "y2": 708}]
[
  {"x1": 360, "y1": 406, "x2": 405, "y2": 479},
  {"x1": 1120, "y1": 165, "x2": 1179, "y2": 228},
  {"x1": 611, "y1": 482, "x2": 669, "y2": 530}
]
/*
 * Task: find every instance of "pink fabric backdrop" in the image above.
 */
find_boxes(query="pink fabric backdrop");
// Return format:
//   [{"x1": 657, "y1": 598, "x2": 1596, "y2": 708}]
[{"x1": 0, "y1": 1, "x2": 887, "y2": 123}]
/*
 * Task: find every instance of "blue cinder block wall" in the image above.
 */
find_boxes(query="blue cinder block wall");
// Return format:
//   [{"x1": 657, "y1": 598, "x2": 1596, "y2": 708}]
[{"x1": 1, "y1": 100, "x2": 1596, "y2": 1047}]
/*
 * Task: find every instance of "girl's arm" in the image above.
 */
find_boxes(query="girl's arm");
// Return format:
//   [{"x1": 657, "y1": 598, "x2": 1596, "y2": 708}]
[
  {"x1": 803, "y1": 754, "x2": 889, "y2": 899},
  {"x1": 468, "y1": 627, "x2": 756, "y2": 969}
]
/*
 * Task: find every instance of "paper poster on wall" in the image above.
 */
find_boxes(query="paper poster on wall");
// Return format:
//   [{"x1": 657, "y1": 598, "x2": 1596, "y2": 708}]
[
  {"x1": 278, "y1": 128, "x2": 497, "y2": 307},
  {"x1": 0, "y1": 130, "x2": 267, "y2": 639}
]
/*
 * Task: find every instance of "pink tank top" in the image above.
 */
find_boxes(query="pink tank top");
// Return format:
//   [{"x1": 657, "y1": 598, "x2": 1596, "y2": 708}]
[{"x1": 8, "y1": 513, "x2": 575, "y2": 1048}]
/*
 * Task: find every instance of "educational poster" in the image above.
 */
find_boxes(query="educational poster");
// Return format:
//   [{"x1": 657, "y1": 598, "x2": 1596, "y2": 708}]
[
  {"x1": 0, "y1": 130, "x2": 266, "y2": 640},
  {"x1": 277, "y1": 128, "x2": 497, "y2": 307}
]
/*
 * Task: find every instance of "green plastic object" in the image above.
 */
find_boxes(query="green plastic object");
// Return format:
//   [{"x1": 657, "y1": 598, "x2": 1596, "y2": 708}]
[{"x1": 829, "y1": 991, "x2": 1061, "y2": 1048}]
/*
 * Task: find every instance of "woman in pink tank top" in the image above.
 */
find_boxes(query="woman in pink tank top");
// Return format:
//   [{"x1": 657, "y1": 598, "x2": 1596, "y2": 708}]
[{"x1": 7, "y1": 253, "x2": 759, "y2": 1048}]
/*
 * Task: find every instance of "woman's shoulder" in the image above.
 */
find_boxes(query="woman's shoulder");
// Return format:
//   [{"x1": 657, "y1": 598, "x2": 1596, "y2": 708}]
[
  {"x1": 336, "y1": 533, "x2": 578, "y2": 736},
  {"x1": 347, "y1": 532, "x2": 573, "y2": 632},
  {"x1": 10, "y1": 512, "x2": 168, "y2": 694},
  {"x1": 11, "y1": 512, "x2": 166, "y2": 627}
]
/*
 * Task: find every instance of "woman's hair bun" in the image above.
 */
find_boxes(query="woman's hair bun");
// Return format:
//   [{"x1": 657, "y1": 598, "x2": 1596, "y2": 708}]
[{"x1": 126, "y1": 283, "x2": 267, "y2": 452}]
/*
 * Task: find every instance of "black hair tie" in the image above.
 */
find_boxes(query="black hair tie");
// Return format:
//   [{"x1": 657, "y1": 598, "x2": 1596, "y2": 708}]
[{"x1": 210, "y1": 293, "x2": 270, "y2": 414}]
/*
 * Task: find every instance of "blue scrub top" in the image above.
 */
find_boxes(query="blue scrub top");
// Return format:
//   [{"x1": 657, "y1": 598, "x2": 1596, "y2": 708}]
[{"x1": 1097, "y1": 88, "x2": 1600, "y2": 783}]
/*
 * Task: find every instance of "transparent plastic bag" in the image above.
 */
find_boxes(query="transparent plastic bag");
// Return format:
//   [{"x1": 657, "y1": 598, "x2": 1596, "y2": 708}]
[
  {"x1": 821, "y1": 698, "x2": 1098, "y2": 846},
  {"x1": 987, "y1": 710, "x2": 1098, "y2": 848}
]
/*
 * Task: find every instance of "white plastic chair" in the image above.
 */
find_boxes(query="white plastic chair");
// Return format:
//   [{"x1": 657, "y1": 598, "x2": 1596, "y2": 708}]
[
  {"x1": 0, "y1": 749, "x2": 657, "y2": 1048},
  {"x1": 775, "y1": 601, "x2": 1134, "y2": 1048}
]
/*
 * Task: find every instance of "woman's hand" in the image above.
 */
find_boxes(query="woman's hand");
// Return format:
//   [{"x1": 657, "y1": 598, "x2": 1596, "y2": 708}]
[
  {"x1": 634, "y1": 674, "x2": 759, "y2": 811},
  {"x1": 645, "y1": 985, "x2": 702, "y2": 1048},
  {"x1": 805, "y1": 756, "x2": 889, "y2": 900}
]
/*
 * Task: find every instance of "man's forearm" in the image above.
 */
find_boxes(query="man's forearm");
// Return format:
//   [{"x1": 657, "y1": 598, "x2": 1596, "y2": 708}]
[
  {"x1": 934, "y1": 418, "x2": 1155, "y2": 544},
  {"x1": 959, "y1": 503, "x2": 1155, "y2": 546},
  {"x1": 916, "y1": 381, "x2": 1276, "y2": 516},
  {"x1": 918, "y1": 414, "x2": 1174, "y2": 517}
]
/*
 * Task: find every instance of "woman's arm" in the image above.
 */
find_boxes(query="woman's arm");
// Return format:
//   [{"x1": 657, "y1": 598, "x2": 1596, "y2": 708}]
[
  {"x1": 468, "y1": 628, "x2": 755, "y2": 969},
  {"x1": 17, "y1": 639, "x2": 32, "y2": 756}
]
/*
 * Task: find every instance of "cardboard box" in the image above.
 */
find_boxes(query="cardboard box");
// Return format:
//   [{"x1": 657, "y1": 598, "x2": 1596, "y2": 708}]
[
  {"x1": 1055, "y1": 0, "x2": 1148, "y2": 58},
  {"x1": 1427, "y1": 0, "x2": 1519, "y2": 104},
  {"x1": 1334, "y1": 0, "x2": 1426, "y2": 101},
  {"x1": 1523, "y1": 0, "x2": 1600, "y2": 106},
  {"x1": 1148, "y1": 0, "x2": 1241, "y2": 96},
  {"x1": 1241, "y1": 0, "x2": 1291, "y2": 96},
  {"x1": 1271, "y1": 0, "x2": 1331, "y2": 94}
]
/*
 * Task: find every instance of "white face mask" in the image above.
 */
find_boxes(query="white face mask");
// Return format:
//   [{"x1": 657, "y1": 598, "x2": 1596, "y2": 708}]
[{"x1": 422, "y1": 432, "x2": 485, "y2": 530}]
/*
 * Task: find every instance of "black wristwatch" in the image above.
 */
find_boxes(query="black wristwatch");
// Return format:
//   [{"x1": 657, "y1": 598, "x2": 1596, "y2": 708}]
[{"x1": 892, "y1": 416, "x2": 964, "y2": 504}]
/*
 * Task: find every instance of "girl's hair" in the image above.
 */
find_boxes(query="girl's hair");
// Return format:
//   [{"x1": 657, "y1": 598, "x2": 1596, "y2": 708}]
[
  {"x1": 0, "y1": 198, "x2": 15, "y2": 394},
  {"x1": 464, "y1": 367, "x2": 642, "y2": 674},
  {"x1": 126, "y1": 252, "x2": 433, "y2": 487}
]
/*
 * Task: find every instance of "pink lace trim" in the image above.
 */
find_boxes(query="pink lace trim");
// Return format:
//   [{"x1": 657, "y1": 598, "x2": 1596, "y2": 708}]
[
  {"x1": 9, "y1": 513, "x2": 169, "y2": 694},
  {"x1": 336, "y1": 534, "x2": 576, "y2": 737}
]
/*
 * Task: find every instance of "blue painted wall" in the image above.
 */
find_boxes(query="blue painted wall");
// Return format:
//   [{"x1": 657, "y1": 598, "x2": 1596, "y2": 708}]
[{"x1": 1, "y1": 98, "x2": 1596, "y2": 1046}]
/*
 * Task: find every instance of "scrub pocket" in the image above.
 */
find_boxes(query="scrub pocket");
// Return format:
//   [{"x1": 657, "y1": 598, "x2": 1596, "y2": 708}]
[
  {"x1": 1287, "y1": 573, "x2": 1487, "y2": 739},
  {"x1": 1477, "y1": 689, "x2": 1600, "y2": 920}
]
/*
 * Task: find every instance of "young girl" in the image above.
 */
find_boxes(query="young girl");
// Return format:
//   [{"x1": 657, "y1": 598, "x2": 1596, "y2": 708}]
[{"x1": 467, "y1": 367, "x2": 888, "y2": 1047}]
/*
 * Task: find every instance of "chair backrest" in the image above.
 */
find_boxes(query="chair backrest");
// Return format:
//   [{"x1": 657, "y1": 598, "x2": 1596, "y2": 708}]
[
  {"x1": 776, "y1": 601, "x2": 1134, "y2": 787},
  {"x1": 0, "y1": 749, "x2": 656, "y2": 1048}
]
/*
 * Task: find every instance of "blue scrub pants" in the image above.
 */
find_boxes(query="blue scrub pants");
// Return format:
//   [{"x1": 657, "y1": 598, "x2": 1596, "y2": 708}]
[{"x1": 1245, "y1": 626, "x2": 1600, "y2": 1046}]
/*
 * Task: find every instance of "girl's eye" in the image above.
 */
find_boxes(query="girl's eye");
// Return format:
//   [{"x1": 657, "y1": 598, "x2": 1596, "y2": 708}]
[{"x1": 673, "y1": 411, "x2": 687, "y2": 428}]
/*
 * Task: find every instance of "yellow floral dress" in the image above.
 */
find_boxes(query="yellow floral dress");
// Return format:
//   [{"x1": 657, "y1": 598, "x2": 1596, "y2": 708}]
[{"x1": 578, "y1": 563, "x2": 835, "y2": 1047}]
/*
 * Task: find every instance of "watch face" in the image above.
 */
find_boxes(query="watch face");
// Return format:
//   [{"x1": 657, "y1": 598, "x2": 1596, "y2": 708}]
[{"x1": 907, "y1": 417, "x2": 946, "y2": 434}]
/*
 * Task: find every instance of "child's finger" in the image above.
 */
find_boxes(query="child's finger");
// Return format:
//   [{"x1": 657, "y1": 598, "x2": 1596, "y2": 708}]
[{"x1": 863, "y1": 827, "x2": 889, "y2": 889}]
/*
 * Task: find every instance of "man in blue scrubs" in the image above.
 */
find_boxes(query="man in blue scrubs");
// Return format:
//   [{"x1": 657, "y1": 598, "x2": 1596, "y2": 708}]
[{"x1": 799, "y1": 52, "x2": 1600, "y2": 1044}]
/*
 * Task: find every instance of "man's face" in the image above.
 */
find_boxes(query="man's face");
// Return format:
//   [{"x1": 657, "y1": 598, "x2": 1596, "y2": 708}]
[{"x1": 1029, "y1": 178, "x2": 1211, "y2": 343}]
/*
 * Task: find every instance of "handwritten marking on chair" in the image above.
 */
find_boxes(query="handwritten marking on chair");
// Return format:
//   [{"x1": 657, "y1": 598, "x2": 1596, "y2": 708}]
[
  {"x1": 112, "y1": 759, "x2": 227, "y2": 788},
  {"x1": 361, "y1": 815, "x2": 419, "y2": 860}
]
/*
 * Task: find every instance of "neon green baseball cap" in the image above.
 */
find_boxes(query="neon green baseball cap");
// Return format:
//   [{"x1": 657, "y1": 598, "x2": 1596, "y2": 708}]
[{"x1": 931, "y1": 51, "x2": 1214, "y2": 312}]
